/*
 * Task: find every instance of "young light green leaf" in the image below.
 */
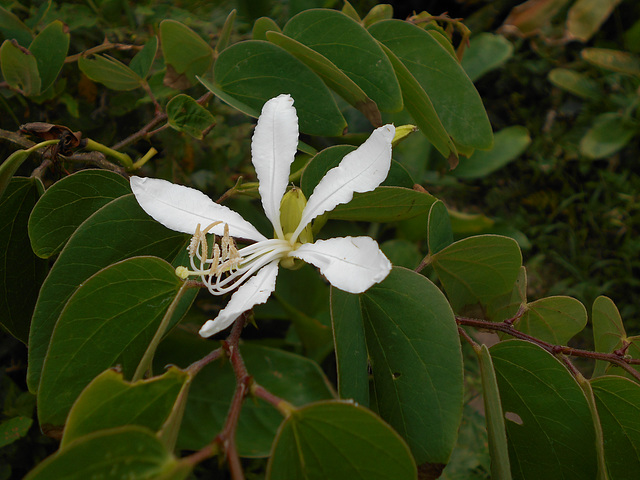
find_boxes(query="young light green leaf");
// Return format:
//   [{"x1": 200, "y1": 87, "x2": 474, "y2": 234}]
[
  {"x1": 159, "y1": 19, "x2": 213, "y2": 86},
  {"x1": 361, "y1": 267, "x2": 464, "y2": 464},
  {"x1": 0, "y1": 149, "x2": 30, "y2": 200},
  {"x1": 517, "y1": 296, "x2": 588, "y2": 345},
  {"x1": 0, "y1": 178, "x2": 46, "y2": 344},
  {"x1": 548, "y1": 68, "x2": 602, "y2": 99},
  {"x1": 78, "y1": 54, "x2": 141, "y2": 91},
  {"x1": 567, "y1": 0, "x2": 623, "y2": 42},
  {"x1": 28, "y1": 170, "x2": 131, "y2": 258},
  {"x1": 363, "y1": 4, "x2": 394, "y2": 28},
  {"x1": 580, "y1": 113, "x2": 637, "y2": 159},
  {"x1": 129, "y1": 36, "x2": 158, "y2": 79},
  {"x1": 29, "y1": 20, "x2": 69, "y2": 92},
  {"x1": 166, "y1": 94, "x2": 215, "y2": 139},
  {"x1": 37, "y1": 256, "x2": 186, "y2": 430},
  {"x1": 428, "y1": 200, "x2": 453, "y2": 255},
  {"x1": 461, "y1": 33, "x2": 514, "y2": 82},
  {"x1": 592, "y1": 296, "x2": 626, "y2": 377},
  {"x1": 267, "y1": 401, "x2": 416, "y2": 479},
  {"x1": 491, "y1": 340, "x2": 597, "y2": 479},
  {"x1": 0, "y1": 39, "x2": 41, "y2": 96}
]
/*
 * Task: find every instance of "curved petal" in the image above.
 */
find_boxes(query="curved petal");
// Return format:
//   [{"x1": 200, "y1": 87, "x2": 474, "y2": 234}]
[
  {"x1": 292, "y1": 124, "x2": 395, "y2": 242},
  {"x1": 290, "y1": 236, "x2": 391, "y2": 294},
  {"x1": 198, "y1": 260, "x2": 280, "y2": 337},
  {"x1": 130, "y1": 176, "x2": 267, "y2": 242},
  {"x1": 252, "y1": 94, "x2": 299, "y2": 239}
]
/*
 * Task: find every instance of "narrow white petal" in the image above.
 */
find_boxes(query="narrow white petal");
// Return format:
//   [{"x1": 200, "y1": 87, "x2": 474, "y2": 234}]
[
  {"x1": 290, "y1": 236, "x2": 391, "y2": 294},
  {"x1": 293, "y1": 124, "x2": 395, "y2": 241},
  {"x1": 130, "y1": 176, "x2": 267, "y2": 242},
  {"x1": 252, "y1": 94, "x2": 299, "y2": 239},
  {"x1": 198, "y1": 260, "x2": 279, "y2": 337}
]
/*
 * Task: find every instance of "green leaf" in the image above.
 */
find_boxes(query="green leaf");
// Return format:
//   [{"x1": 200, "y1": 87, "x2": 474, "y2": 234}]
[
  {"x1": 0, "y1": 178, "x2": 46, "y2": 344},
  {"x1": 215, "y1": 9, "x2": 236, "y2": 54},
  {"x1": 253, "y1": 16, "x2": 281, "y2": 40},
  {"x1": 329, "y1": 186, "x2": 436, "y2": 222},
  {"x1": 330, "y1": 287, "x2": 369, "y2": 406},
  {"x1": 431, "y1": 235, "x2": 522, "y2": 312},
  {"x1": 0, "y1": 6, "x2": 34, "y2": 47},
  {"x1": 591, "y1": 376, "x2": 640, "y2": 479},
  {"x1": 61, "y1": 367, "x2": 188, "y2": 448},
  {"x1": 582, "y1": 48, "x2": 640, "y2": 76},
  {"x1": 580, "y1": 113, "x2": 637, "y2": 159},
  {"x1": 155, "y1": 333, "x2": 335, "y2": 457},
  {"x1": 486, "y1": 266, "x2": 527, "y2": 323},
  {"x1": 452, "y1": 126, "x2": 531, "y2": 180},
  {"x1": 29, "y1": 20, "x2": 69, "y2": 92},
  {"x1": 428, "y1": 200, "x2": 453, "y2": 255},
  {"x1": 159, "y1": 20, "x2": 213, "y2": 85},
  {"x1": 517, "y1": 296, "x2": 587, "y2": 345},
  {"x1": 361, "y1": 267, "x2": 464, "y2": 464},
  {"x1": 267, "y1": 401, "x2": 416, "y2": 479},
  {"x1": 78, "y1": 54, "x2": 141, "y2": 91},
  {"x1": 27, "y1": 194, "x2": 188, "y2": 394},
  {"x1": 0, "y1": 39, "x2": 40, "y2": 96},
  {"x1": 0, "y1": 149, "x2": 30, "y2": 199},
  {"x1": 37, "y1": 256, "x2": 186, "y2": 429},
  {"x1": 0, "y1": 416, "x2": 33, "y2": 448},
  {"x1": 491, "y1": 340, "x2": 597, "y2": 480},
  {"x1": 266, "y1": 31, "x2": 382, "y2": 127},
  {"x1": 369, "y1": 20, "x2": 493, "y2": 151},
  {"x1": 25, "y1": 426, "x2": 190, "y2": 480},
  {"x1": 592, "y1": 296, "x2": 626, "y2": 377},
  {"x1": 166, "y1": 94, "x2": 215, "y2": 139},
  {"x1": 210, "y1": 40, "x2": 346, "y2": 136},
  {"x1": 28, "y1": 170, "x2": 131, "y2": 258},
  {"x1": 548, "y1": 68, "x2": 601, "y2": 99},
  {"x1": 567, "y1": 0, "x2": 623, "y2": 42},
  {"x1": 380, "y1": 239, "x2": 422, "y2": 269},
  {"x1": 282, "y1": 9, "x2": 402, "y2": 113},
  {"x1": 461, "y1": 33, "x2": 514, "y2": 82},
  {"x1": 129, "y1": 36, "x2": 158, "y2": 79},
  {"x1": 476, "y1": 345, "x2": 512, "y2": 480},
  {"x1": 363, "y1": 4, "x2": 394, "y2": 28}
]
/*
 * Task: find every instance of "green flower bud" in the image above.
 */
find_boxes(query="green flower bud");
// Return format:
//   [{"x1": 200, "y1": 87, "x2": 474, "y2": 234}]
[{"x1": 279, "y1": 186, "x2": 313, "y2": 245}]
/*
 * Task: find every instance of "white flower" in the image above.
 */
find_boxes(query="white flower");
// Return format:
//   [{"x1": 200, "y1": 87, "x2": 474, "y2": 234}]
[{"x1": 131, "y1": 94, "x2": 394, "y2": 337}]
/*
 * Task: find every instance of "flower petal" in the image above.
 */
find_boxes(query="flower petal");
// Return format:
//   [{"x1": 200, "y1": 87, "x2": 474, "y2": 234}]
[
  {"x1": 252, "y1": 94, "x2": 299, "y2": 239},
  {"x1": 198, "y1": 260, "x2": 279, "y2": 337},
  {"x1": 292, "y1": 124, "x2": 395, "y2": 242},
  {"x1": 290, "y1": 236, "x2": 391, "y2": 294},
  {"x1": 130, "y1": 176, "x2": 267, "y2": 242}
]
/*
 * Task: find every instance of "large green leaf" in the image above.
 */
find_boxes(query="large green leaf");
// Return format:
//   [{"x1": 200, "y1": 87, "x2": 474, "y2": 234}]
[
  {"x1": 166, "y1": 94, "x2": 216, "y2": 139},
  {"x1": 159, "y1": 20, "x2": 213, "y2": 85},
  {"x1": 211, "y1": 40, "x2": 346, "y2": 136},
  {"x1": 27, "y1": 194, "x2": 188, "y2": 393},
  {"x1": 591, "y1": 375, "x2": 640, "y2": 479},
  {"x1": 25, "y1": 426, "x2": 191, "y2": 480},
  {"x1": 592, "y1": 296, "x2": 627, "y2": 377},
  {"x1": 369, "y1": 20, "x2": 493, "y2": 151},
  {"x1": 517, "y1": 296, "x2": 587, "y2": 345},
  {"x1": 0, "y1": 178, "x2": 46, "y2": 344},
  {"x1": 28, "y1": 169, "x2": 131, "y2": 258},
  {"x1": 29, "y1": 20, "x2": 70, "y2": 92},
  {"x1": 329, "y1": 186, "x2": 436, "y2": 222},
  {"x1": 37, "y1": 256, "x2": 187, "y2": 430},
  {"x1": 461, "y1": 33, "x2": 513, "y2": 82},
  {"x1": 282, "y1": 9, "x2": 402, "y2": 112},
  {"x1": 361, "y1": 267, "x2": 464, "y2": 464},
  {"x1": 0, "y1": 6, "x2": 34, "y2": 47},
  {"x1": 61, "y1": 367, "x2": 188, "y2": 448},
  {"x1": 491, "y1": 340, "x2": 597, "y2": 479},
  {"x1": 580, "y1": 113, "x2": 637, "y2": 159},
  {"x1": 78, "y1": 54, "x2": 141, "y2": 91},
  {"x1": 266, "y1": 401, "x2": 416, "y2": 479},
  {"x1": 432, "y1": 235, "x2": 522, "y2": 312},
  {"x1": 0, "y1": 39, "x2": 41, "y2": 96}
]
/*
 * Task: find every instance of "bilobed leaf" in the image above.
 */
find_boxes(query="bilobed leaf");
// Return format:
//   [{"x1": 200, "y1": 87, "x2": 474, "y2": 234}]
[
  {"x1": 580, "y1": 113, "x2": 637, "y2": 159},
  {"x1": 329, "y1": 186, "x2": 436, "y2": 222},
  {"x1": 0, "y1": 178, "x2": 46, "y2": 344},
  {"x1": 582, "y1": 48, "x2": 640, "y2": 76},
  {"x1": 567, "y1": 0, "x2": 623, "y2": 42},
  {"x1": 28, "y1": 169, "x2": 131, "y2": 258},
  {"x1": 592, "y1": 296, "x2": 627, "y2": 377},
  {"x1": 548, "y1": 68, "x2": 601, "y2": 99},
  {"x1": 78, "y1": 54, "x2": 141, "y2": 91},
  {"x1": 159, "y1": 20, "x2": 213, "y2": 84},
  {"x1": 0, "y1": 416, "x2": 33, "y2": 448},
  {"x1": 361, "y1": 267, "x2": 464, "y2": 464},
  {"x1": 29, "y1": 21, "x2": 69, "y2": 92},
  {"x1": 0, "y1": 39, "x2": 41, "y2": 96},
  {"x1": 461, "y1": 33, "x2": 514, "y2": 82},
  {"x1": 431, "y1": 235, "x2": 522, "y2": 312},
  {"x1": 491, "y1": 340, "x2": 597, "y2": 479},
  {"x1": 37, "y1": 256, "x2": 187, "y2": 429},
  {"x1": 27, "y1": 194, "x2": 188, "y2": 394},
  {"x1": 591, "y1": 376, "x2": 640, "y2": 479},
  {"x1": 516, "y1": 296, "x2": 587, "y2": 345},
  {"x1": 166, "y1": 94, "x2": 215, "y2": 139},
  {"x1": 25, "y1": 426, "x2": 190, "y2": 480},
  {"x1": 283, "y1": 9, "x2": 402, "y2": 113},
  {"x1": 211, "y1": 40, "x2": 346, "y2": 136},
  {"x1": 369, "y1": 20, "x2": 493, "y2": 151},
  {"x1": 129, "y1": 36, "x2": 158, "y2": 79},
  {"x1": 267, "y1": 401, "x2": 416, "y2": 480},
  {"x1": 428, "y1": 200, "x2": 453, "y2": 255}
]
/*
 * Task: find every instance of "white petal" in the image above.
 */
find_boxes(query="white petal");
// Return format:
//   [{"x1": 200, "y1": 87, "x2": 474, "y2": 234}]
[
  {"x1": 290, "y1": 236, "x2": 391, "y2": 294},
  {"x1": 252, "y1": 94, "x2": 299, "y2": 239},
  {"x1": 292, "y1": 124, "x2": 395, "y2": 241},
  {"x1": 198, "y1": 260, "x2": 279, "y2": 337},
  {"x1": 130, "y1": 176, "x2": 267, "y2": 242}
]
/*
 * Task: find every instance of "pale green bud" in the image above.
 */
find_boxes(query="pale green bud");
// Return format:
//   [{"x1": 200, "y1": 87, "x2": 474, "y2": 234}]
[{"x1": 279, "y1": 187, "x2": 313, "y2": 245}]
